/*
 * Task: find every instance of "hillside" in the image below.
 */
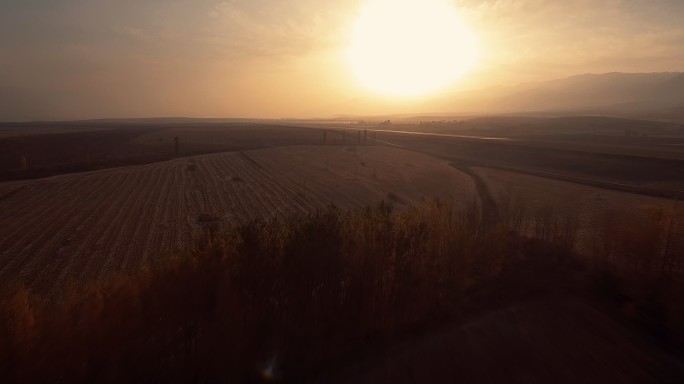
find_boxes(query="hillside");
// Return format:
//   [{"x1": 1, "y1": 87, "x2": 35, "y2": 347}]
[{"x1": 0, "y1": 146, "x2": 475, "y2": 294}]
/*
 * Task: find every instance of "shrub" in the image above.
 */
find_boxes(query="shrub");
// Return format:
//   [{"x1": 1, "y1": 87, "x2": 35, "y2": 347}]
[
  {"x1": 1, "y1": 199, "x2": 682, "y2": 382},
  {"x1": 0, "y1": 201, "x2": 522, "y2": 382}
]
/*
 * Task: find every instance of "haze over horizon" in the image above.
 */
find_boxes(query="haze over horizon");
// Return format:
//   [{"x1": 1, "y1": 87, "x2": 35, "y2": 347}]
[{"x1": 2, "y1": 0, "x2": 684, "y2": 121}]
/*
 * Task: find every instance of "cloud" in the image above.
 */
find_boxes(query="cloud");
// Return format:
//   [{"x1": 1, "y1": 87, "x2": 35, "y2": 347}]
[
  {"x1": 0, "y1": 0, "x2": 683, "y2": 119},
  {"x1": 456, "y1": 0, "x2": 684, "y2": 82},
  {"x1": 112, "y1": 25, "x2": 158, "y2": 44},
  {"x1": 200, "y1": 1, "x2": 358, "y2": 58}
]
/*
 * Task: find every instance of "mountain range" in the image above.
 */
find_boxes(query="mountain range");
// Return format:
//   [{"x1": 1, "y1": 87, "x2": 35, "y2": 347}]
[
  {"x1": 326, "y1": 72, "x2": 684, "y2": 121},
  {"x1": 474, "y1": 72, "x2": 684, "y2": 115}
]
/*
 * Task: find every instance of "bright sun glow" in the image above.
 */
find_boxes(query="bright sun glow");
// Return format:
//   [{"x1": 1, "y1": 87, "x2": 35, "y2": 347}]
[{"x1": 347, "y1": 0, "x2": 479, "y2": 98}]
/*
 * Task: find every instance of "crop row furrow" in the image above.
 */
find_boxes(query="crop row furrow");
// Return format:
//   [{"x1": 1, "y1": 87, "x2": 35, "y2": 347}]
[
  {"x1": 271, "y1": 149, "x2": 387, "y2": 207},
  {"x1": 245, "y1": 152, "x2": 322, "y2": 215},
  {"x1": 165, "y1": 165, "x2": 187, "y2": 256},
  {"x1": 264, "y1": 155, "x2": 329, "y2": 214},
  {"x1": 203, "y1": 156, "x2": 228, "y2": 217},
  {"x1": 250, "y1": 166, "x2": 312, "y2": 218},
  {"x1": 217, "y1": 154, "x2": 254, "y2": 223},
  {"x1": 194, "y1": 158, "x2": 213, "y2": 213},
  {"x1": 74, "y1": 169, "x2": 149, "y2": 283},
  {"x1": 0, "y1": 177, "x2": 96, "y2": 288},
  {"x1": 0, "y1": 185, "x2": 33, "y2": 219},
  {"x1": 215, "y1": 153, "x2": 256, "y2": 219},
  {"x1": 24, "y1": 177, "x2": 115, "y2": 292},
  {"x1": 0, "y1": 182, "x2": 23, "y2": 198},
  {"x1": 231, "y1": 155, "x2": 283, "y2": 221},
  {"x1": 52, "y1": 172, "x2": 130, "y2": 290},
  {"x1": 169, "y1": 164, "x2": 189, "y2": 253},
  {"x1": 0, "y1": 179, "x2": 79, "y2": 253},
  {"x1": 237, "y1": 155, "x2": 306, "y2": 219},
  {"x1": 261, "y1": 154, "x2": 366, "y2": 210},
  {"x1": 115, "y1": 165, "x2": 165, "y2": 273},
  {"x1": 207, "y1": 155, "x2": 238, "y2": 225},
  {"x1": 205, "y1": 155, "x2": 244, "y2": 226},
  {"x1": 72, "y1": 171, "x2": 139, "y2": 281},
  {"x1": 139, "y1": 163, "x2": 171, "y2": 264},
  {"x1": 147, "y1": 162, "x2": 178, "y2": 265},
  {"x1": 183, "y1": 158, "x2": 212, "y2": 243},
  {"x1": 265, "y1": 150, "x2": 359, "y2": 202},
  {"x1": 98, "y1": 165, "x2": 165, "y2": 279},
  {"x1": 39, "y1": 172, "x2": 128, "y2": 293},
  {"x1": 137, "y1": 166, "x2": 177, "y2": 267}
]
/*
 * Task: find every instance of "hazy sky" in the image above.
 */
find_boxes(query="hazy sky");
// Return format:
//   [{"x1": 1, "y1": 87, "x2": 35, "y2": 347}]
[{"x1": 1, "y1": 0, "x2": 683, "y2": 120}]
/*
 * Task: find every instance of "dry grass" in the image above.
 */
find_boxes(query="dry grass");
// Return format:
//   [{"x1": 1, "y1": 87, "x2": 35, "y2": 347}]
[
  {"x1": 0, "y1": 200, "x2": 518, "y2": 383},
  {"x1": 494, "y1": 183, "x2": 684, "y2": 345},
  {"x1": 0, "y1": 198, "x2": 682, "y2": 382}
]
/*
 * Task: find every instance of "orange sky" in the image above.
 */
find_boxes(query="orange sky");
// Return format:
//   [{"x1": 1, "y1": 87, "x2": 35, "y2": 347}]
[{"x1": 1, "y1": 0, "x2": 683, "y2": 120}]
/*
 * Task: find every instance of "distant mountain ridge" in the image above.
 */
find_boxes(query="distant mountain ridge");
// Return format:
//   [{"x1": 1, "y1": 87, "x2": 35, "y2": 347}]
[
  {"x1": 444, "y1": 72, "x2": 684, "y2": 119},
  {"x1": 316, "y1": 72, "x2": 684, "y2": 122}
]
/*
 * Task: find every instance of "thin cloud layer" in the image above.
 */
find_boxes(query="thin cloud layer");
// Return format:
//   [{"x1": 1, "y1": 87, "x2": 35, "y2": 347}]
[{"x1": 0, "y1": 0, "x2": 682, "y2": 120}]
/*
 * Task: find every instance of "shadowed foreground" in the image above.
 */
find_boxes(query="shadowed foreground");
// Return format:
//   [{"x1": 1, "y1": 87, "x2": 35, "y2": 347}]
[
  {"x1": 1, "y1": 201, "x2": 683, "y2": 383},
  {"x1": 339, "y1": 261, "x2": 684, "y2": 384}
]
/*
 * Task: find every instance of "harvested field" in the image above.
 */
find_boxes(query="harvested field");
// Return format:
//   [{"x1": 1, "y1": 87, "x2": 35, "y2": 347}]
[
  {"x1": 0, "y1": 123, "x2": 326, "y2": 181},
  {"x1": 131, "y1": 124, "x2": 323, "y2": 151},
  {"x1": 373, "y1": 129, "x2": 684, "y2": 191},
  {"x1": 0, "y1": 146, "x2": 475, "y2": 295},
  {"x1": 476, "y1": 167, "x2": 681, "y2": 254}
]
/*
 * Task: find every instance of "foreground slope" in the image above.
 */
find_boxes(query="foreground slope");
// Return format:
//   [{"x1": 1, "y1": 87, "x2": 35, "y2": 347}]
[{"x1": 2, "y1": 203, "x2": 682, "y2": 383}]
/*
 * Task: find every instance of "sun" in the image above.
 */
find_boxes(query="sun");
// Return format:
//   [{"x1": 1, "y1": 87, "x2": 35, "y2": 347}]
[{"x1": 347, "y1": 0, "x2": 479, "y2": 98}]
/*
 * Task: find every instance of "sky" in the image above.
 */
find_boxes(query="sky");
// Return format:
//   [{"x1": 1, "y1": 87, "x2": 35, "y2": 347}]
[{"x1": 1, "y1": 0, "x2": 683, "y2": 120}]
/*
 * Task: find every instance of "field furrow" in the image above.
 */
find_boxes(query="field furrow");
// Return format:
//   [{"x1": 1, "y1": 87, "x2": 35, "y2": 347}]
[
  {"x1": 39, "y1": 172, "x2": 129, "y2": 293},
  {"x1": 107, "y1": 165, "x2": 164, "y2": 274},
  {"x1": 73, "y1": 170, "x2": 148, "y2": 282},
  {"x1": 0, "y1": 178, "x2": 94, "y2": 287}
]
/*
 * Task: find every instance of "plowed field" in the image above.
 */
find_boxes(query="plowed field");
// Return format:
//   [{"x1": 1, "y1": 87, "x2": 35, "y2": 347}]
[{"x1": 0, "y1": 146, "x2": 475, "y2": 294}]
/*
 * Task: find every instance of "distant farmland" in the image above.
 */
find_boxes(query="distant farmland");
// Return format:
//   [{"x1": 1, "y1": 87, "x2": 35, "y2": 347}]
[{"x1": 0, "y1": 146, "x2": 475, "y2": 294}]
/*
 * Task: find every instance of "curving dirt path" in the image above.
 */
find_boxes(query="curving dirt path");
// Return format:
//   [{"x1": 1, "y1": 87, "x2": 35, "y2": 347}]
[{"x1": 451, "y1": 163, "x2": 500, "y2": 233}]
